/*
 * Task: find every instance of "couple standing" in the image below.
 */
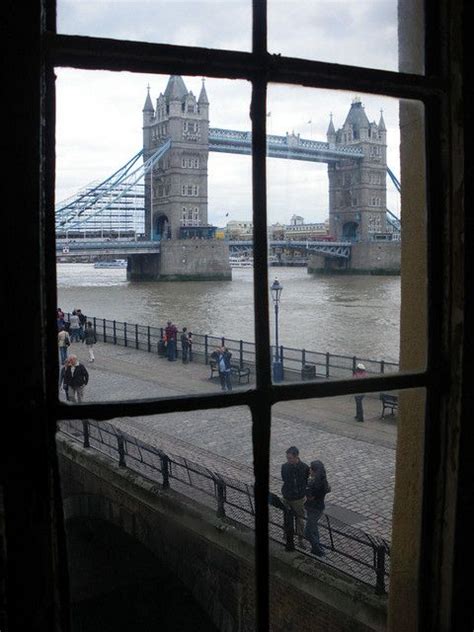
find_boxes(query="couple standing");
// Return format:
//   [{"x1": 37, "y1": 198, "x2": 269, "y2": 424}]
[{"x1": 281, "y1": 446, "x2": 330, "y2": 557}]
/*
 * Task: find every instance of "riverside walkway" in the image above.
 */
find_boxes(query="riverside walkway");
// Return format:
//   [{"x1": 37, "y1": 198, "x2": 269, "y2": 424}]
[{"x1": 60, "y1": 339, "x2": 398, "y2": 541}]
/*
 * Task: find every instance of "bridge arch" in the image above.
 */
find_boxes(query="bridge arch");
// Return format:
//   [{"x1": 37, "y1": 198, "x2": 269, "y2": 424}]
[
  {"x1": 342, "y1": 221, "x2": 359, "y2": 242},
  {"x1": 153, "y1": 213, "x2": 170, "y2": 241}
]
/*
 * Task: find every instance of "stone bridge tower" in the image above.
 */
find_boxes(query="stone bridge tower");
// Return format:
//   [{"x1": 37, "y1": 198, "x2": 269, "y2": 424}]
[
  {"x1": 134, "y1": 76, "x2": 230, "y2": 281},
  {"x1": 327, "y1": 98, "x2": 387, "y2": 242},
  {"x1": 143, "y1": 75, "x2": 210, "y2": 241}
]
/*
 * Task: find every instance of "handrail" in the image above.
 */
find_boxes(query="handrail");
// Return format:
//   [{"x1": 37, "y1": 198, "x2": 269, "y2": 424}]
[
  {"x1": 63, "y1": 313, "x2": 399, "y2": 378},
  {"x1": 59, "y1": 418, "x2": 390, "y2": 593}
]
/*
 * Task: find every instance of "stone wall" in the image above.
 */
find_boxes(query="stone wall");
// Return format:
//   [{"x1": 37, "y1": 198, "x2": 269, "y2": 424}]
[
  {"x1": 127, "y1": 239, "x2": 232, "y2": 281},
  {"x1": 57, "y1": 436, "x2": 387, "y2": 632},
  {"x1": 159, "y1": 239, "x2": 231, "y2": 280}
]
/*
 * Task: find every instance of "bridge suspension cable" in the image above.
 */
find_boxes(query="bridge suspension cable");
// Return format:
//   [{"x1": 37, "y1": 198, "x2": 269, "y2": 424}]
[
  {"x1": 55, "y1": 141, "x2": 170, "y2": 232},
  {"x1": 55, "y1": 149, "x2": 144, "y2": 219},
  {"x1": 386, "y1": 166, "x2": 401, "y2": 193}
]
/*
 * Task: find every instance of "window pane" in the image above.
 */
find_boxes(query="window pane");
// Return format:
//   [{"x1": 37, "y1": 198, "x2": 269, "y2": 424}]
[
  {"x1": 55, "y1": 70, "x2": 254, "y2": 401},
  {"x1": 57, "y1": 0, "x2": 251, "y2": 52},
  {"x1": 268, "y1": 0, "x2": 424, "y2": 74},
  {"x1": 57, "y1": 407, "x2": 256, "y2": 629},
  {"x1": 269, "y1": 388, "x2": 426, "y2": 624},
  {"x1": 266, "y1": 85, "x2": 427, "y2": 384}
]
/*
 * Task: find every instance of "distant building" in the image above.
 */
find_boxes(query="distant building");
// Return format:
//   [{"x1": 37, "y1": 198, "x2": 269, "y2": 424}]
[
  {"x1": 268, "y1": 222, "x2": 285, "y2": 240},
  {"x1": 225, "y1": 220, "x2": 253, "y2": 240},
  {"x1": 284, "y1": 218, "x2": 329, "y2": 241},
  {"x1": 289, "y1": 214, "x2": 305, "y2": 226}
]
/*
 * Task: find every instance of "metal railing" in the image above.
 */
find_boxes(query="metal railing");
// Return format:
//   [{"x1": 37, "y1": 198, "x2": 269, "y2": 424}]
[
  {"x1": 63, "y1": 313, "x2": 399, "y2": 381},
  {"x1": 59, "y1": 418, "x2": 390, "y2": 594}
]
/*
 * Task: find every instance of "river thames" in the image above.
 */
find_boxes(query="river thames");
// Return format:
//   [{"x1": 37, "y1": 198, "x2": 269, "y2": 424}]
[{"x1": 57, "y1": 264, "x2": 400, "y2": 364}]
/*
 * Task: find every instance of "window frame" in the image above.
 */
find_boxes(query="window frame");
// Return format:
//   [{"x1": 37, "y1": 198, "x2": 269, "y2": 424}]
[{"x1": 7, "y1": 1, "x2": 460, "y2": 630}]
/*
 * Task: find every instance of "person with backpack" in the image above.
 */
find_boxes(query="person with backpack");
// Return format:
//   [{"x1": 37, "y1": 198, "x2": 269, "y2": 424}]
[
  {"x1": 281, "y1": 446, "x2": 310, "y2": 546},
  {"x1": 63, "y1": 354, "x2": 89, "y2": 403},
  {"x1": 82, "y1": 321, "x2": 97, "y2": 362},
  {"x1": 304, "y1": 459, "x2": 331, "y2": 557}
]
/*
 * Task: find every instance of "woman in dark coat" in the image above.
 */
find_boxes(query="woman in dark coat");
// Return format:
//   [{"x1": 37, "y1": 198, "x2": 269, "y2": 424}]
[{"x1": 304, "y1": 460, "x2": 331, "y2": 557}]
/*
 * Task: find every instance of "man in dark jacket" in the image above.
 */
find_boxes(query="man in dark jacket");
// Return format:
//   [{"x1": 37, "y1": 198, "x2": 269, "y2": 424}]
[
  {"x1": 281, "y1": 446, "x2": 310, "y2": 545},
  {"x1": 214, "y1": 346, "x2": 232, "y2": 392},
  {"x1": 63, "y1": 354, "x2": 89, "y2": 403}
]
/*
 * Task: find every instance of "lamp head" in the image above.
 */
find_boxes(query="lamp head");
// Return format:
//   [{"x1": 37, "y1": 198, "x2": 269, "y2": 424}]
[{"x1": 270, "y1": 278, "x2": 283, "y2": 304}]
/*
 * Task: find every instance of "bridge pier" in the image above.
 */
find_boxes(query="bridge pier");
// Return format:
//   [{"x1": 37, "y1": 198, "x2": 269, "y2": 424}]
[
  {"x1": 128, "y1": 239, "x2": 231, "y2": 281},
  {"x1": 127, "y1": 252, "x2": 161, "y2": 281},
  {"x1": 308, "y1": 241, "x2": 400, "y2": 275}
]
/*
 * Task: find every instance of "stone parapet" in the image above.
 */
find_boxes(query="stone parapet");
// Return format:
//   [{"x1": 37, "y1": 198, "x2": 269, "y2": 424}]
[{"x1": 58, "y1": 436, "x2": 387, "y2": 632}]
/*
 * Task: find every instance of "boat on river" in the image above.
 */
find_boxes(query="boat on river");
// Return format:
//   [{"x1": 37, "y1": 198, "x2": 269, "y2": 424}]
[
  {"x1": 229, "y1": 255, "x2": 253, "y2": 268},
  {"x1": 94, "y1": 259, "x2": 127, "y2": 269}
]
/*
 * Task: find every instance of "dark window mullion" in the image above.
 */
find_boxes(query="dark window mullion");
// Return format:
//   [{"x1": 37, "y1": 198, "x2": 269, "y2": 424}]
[
  {"x1": 252, "y1": 3, "x2": 270, "y2": 631},
  {"x1": 54, "y1": 370, "x2": 430, "y2": 423},
  {"x1": 47, "y1": 33, "x2": 443, "y2": 102}
]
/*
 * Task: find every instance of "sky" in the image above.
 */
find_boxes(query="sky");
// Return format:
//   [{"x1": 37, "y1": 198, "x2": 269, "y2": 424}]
[{"x1": 55, "y1": 0, "x2": 405, "y2": 227}]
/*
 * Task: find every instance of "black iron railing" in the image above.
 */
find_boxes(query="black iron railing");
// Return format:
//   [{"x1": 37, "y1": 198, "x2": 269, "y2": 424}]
[
  {"x1": 63, "y1": 313, "x2": 399, "y2": 380},
  {"x1": 59, "y1": 418, "x2": 390, "y2": 594}
]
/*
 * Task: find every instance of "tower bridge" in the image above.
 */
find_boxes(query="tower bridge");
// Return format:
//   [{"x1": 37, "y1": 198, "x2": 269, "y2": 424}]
[{"x1": 56, "y1": 75, "x2": 401, "y2": 279}]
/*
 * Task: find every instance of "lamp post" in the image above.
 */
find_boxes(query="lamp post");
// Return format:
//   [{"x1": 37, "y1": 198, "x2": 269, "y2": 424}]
[{"x1": 271, "y1": 277, "x2": 283, "y2": 382}]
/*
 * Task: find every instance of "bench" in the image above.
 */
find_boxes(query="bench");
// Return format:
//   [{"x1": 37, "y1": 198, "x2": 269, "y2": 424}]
[
  {"x1": 209, "y1": 359, "x2": 251, "y2": 384},
  {"x1": 380, "y1": 393, "x2": 398, "y2": 418},
  {"x1": 230, "y1": 363, "x2": 251, "y2": 384}
]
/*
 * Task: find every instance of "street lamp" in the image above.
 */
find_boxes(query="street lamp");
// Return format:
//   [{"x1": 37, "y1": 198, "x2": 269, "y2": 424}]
[{"x1": 270, "y1": 277, "x2": 283, "y2": 382}]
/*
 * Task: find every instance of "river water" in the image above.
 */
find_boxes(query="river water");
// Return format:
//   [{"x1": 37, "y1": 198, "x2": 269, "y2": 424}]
[{"x1": 57, "y1": 264, "x2": 400, "y2": 363}]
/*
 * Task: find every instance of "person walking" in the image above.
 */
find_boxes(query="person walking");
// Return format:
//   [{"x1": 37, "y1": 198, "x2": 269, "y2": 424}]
[
  {"x1": 216, "y1": 345, "x2": 232, "y2": 392},
  {"x1": 59, "y1": 357, "x2": 71, "y2": 401},
  {"x1": 82, "y1": 321, "x2": 97, "y2": 362},
  {"x1": 58, "y1": 327, "x2": 71, "y2": 365},
  {"x1": 165, "y1": 321, "x2": 178, "y2": 361},
  {"x1": 304, "y1": 459, "x2": 331, "y2": 557},
  {"x1": 76, "y1": 309, "x2": 87, "y2": 340},
  {"x1": 281, "y1": 446, "x2": 310, "y2": 546},
  {"x1": 57, "y1": 307, "x2": 65, "y2": 331},
  {"x1": 353, "y1": 362, "x2": 368, "y2": 421},
  {"x1": 69, "y1": 310, "x2": 81, "y2": 342},
  {"x1": 63, "y1": 354, "x2": 89, "y2": 403},
  {"x1": 180, "y1": 327, "x2": 189, "y2": 363},
  {"x1": 187, "y1": 331, "x2": 193, "y2": 362}
]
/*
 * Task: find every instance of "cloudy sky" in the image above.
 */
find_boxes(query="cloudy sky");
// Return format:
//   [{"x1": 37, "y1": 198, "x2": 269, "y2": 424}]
[{"x1": 56, "y1": 0, "x2": 404, "y2": 227}]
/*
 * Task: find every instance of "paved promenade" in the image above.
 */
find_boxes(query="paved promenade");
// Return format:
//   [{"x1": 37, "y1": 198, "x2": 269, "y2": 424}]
[{"x1": 60, "y1": 341, "x2": 398, "y2": 540}]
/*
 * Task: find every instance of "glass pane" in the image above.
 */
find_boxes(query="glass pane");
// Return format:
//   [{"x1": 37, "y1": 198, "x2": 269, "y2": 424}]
[
  {"x1": 57, "y1": 407, "x2": 256, "y2": 629},
  {"x1": 57, "y1": 0, "x2": 251, "y2": 52},
  {"x1": 268, "y1": 0, "x2": 424, "y2": 74},
  {"x1": 266, "y1": 85, "x2": 427, "y2": 383},
  {"x1": 55, "y1": 70, "x2": 254, "y2": 402},
  {"x1": 269, "y1": 389, "x2": 426, "y2": 623}
]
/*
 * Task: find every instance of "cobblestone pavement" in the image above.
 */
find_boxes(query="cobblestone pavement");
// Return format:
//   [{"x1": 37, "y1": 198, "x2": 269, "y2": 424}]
[{"x1": 59, "y1": 341, "x2": 398, "y2": 540}]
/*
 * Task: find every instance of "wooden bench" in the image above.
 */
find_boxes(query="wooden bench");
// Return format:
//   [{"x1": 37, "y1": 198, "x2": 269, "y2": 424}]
[
  {"x1": 230, "y1": 363, "x2": 251, "y2": 384},
  {"x1": 380, "y1": 393, "x2": 398, "y2": 418},
  {"x1": 209, "y1": 359, "x2": 251, "y2": 384}
]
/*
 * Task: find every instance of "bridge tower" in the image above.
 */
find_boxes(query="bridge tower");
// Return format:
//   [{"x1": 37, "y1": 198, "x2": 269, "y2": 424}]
[
  {"x1": 143, "y1": 76, "x2": 210, "y2": 240},
  {"x1": 327, "y1": 99, "x2": 388, "y2": 242},
  {"x1": 134, "y1": 76, "x2": 230, "y2": 281}
]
